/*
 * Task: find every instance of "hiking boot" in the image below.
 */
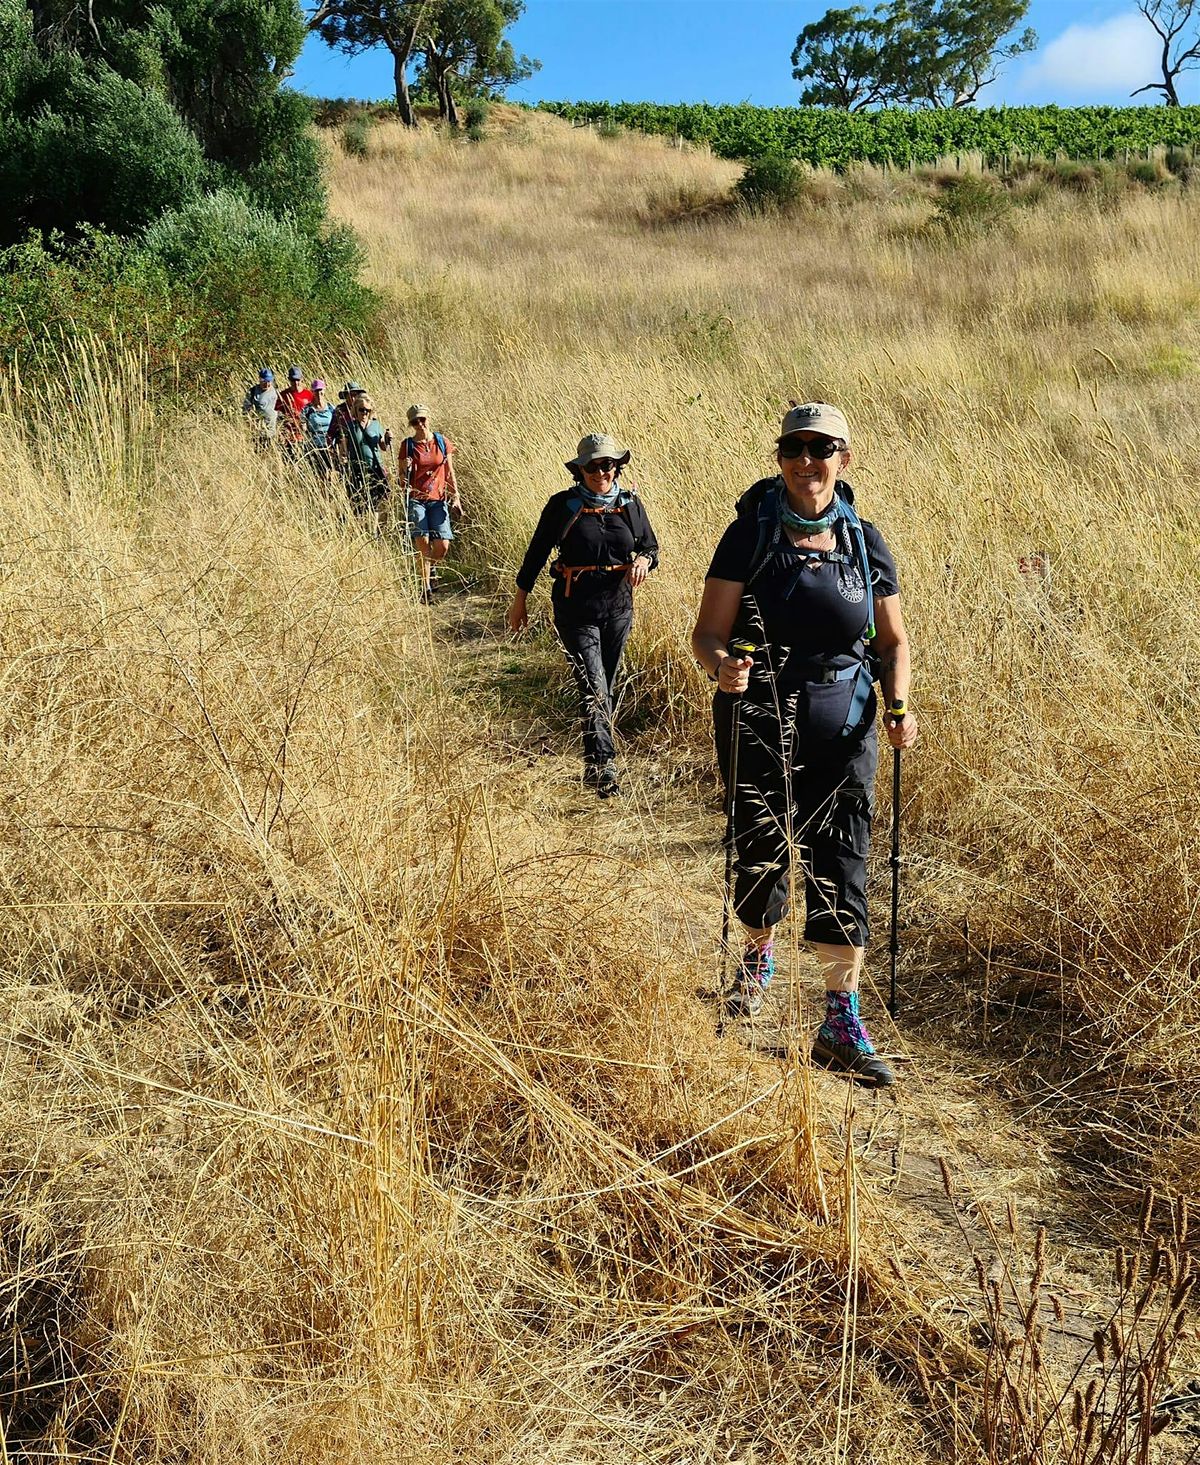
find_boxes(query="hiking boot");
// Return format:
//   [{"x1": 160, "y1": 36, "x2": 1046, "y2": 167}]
[
  {"x1": 811, "y1": 1030, "x2": 895, "y2": 1087},
  {"x1": 723, "y1": 941, "x2": 774, "y2": 1019},
  {"x1": 419, "y1": 584, "x2": 434, "y2": 604},
  {"x1": 595, "y1": 763, "x2": 621, "y2": 799}
]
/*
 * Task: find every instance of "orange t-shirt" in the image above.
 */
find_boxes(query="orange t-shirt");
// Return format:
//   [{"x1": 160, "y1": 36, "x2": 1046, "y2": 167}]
[{"x1": 406, "y1": 434, "x2": 454, "y2": 501}]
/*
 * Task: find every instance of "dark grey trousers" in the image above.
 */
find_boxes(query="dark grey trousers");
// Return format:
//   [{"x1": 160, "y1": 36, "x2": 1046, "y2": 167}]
[{"x1": 554, "y1": 597, "x2": 633, "y2": 769}]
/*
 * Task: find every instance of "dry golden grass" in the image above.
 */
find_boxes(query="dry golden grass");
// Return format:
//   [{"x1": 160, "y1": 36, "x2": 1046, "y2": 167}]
[
  {"x1": 1, "y1": 109, "x2": 1198, "y2": 1462},
  {"x1": 330, "y1": 113, "x2": 1200, "y2": 1189}
]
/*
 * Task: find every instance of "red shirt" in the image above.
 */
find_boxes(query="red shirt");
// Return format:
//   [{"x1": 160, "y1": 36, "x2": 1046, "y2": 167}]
[
  {"x1": 406, "y1": 433, "x2": 455, "y2": 501},
  {"x1": 279, "y1": 386, "x2": 314, "y2": 441}
]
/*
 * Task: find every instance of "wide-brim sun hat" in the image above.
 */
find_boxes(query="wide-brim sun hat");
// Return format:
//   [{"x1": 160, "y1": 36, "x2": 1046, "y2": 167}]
[
  {"x1": 339, "y1": 380, "x2": 365, "y2": 400},
  {"x1": 565, "y1": 432, "x2": 631, "y2": 472},
  {"x1": 777, "y1": 401, "x2": 851, "y2": 445}
]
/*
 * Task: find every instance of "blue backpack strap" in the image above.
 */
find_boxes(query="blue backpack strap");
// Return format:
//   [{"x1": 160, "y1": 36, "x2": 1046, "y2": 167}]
[
  {"x1": 835, "y1": 486, "x2": 875, "y2": 641},
  {"x1": 433, "y1": 432, "x2": 446, "y2": 458},
  {"x1": 744, "y1": 486, "x2": 781, "y2": 588}
]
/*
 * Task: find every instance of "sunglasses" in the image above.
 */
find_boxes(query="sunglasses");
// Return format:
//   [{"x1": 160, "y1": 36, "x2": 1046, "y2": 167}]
[
  {"x1": 581, "y1": 459, "x2": 617, "y2": 474},
  {"x1": 779, "y1": 435, "x2": 843, "y2": 461}
]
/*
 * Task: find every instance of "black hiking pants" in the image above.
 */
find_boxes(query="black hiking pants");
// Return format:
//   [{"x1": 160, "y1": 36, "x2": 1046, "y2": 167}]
[
  {"x1": 553, "y1": 592, "x2": 633, "y2": 770},
  {"x1": 345, "y1": 464, "x2": 390, "y2": 516},
  {"x1": 714, "y1": 690, "x2": 877, "y2": 945}
]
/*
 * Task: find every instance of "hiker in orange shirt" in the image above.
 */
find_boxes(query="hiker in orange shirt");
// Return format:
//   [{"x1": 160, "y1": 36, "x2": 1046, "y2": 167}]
[{"x1": 403, "y1": 404, "x2": 462, "y2": 602}]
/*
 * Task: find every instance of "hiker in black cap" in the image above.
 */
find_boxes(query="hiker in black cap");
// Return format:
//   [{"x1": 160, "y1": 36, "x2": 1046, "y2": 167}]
[
  {"x1": 508, "y1": 433, "x2": 659, "y2": 799},
  {"x1": 691, "y1": 402, "x2": 917, "y2": 1087}
]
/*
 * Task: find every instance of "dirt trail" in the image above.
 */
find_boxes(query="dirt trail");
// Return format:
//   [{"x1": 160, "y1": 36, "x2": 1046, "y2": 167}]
[{"x1": 428, "y1": 578, "x2": 1197, "y2": 1428}]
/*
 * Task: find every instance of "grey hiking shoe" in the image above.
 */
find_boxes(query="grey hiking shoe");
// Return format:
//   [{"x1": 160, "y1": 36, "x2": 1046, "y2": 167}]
[
  {"x1": 595, "y1": 763, "x2": 621, "y2": 799},
  {"x1": 811, "y1": 1032, "x2": 896, "y2": 1087}
]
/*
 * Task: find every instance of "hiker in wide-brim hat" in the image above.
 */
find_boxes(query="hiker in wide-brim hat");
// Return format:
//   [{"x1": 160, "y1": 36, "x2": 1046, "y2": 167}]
[
  {"x1": 563, "y1": 433, "x2": 631, "y2": 474},
  {"x1": 327, "y1": 380, "x2": 366, "y2": 456},
  {"x1": 508, "y1": 432, "x2": 659, "y2": 800},
  {"x1": 691, "y1": 400, "x2": 917, "y2": 1087}
]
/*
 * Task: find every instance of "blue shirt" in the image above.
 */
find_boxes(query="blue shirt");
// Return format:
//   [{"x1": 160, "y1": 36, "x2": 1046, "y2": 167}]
[{"x1": 303, "y1": 402, "x2": 335, "y2": 447}]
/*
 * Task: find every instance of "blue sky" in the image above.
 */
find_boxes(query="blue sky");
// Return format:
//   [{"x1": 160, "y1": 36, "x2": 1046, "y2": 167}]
[{"x1": 290, "y1": 2, "x2": 1198, "y2": 109}]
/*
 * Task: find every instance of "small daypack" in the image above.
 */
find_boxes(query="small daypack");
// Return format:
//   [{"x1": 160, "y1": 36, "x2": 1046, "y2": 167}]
[
  {"x1": 735, "y1": 477, "x2": 879, "y2": 737},
  {"x1": 552, "y1": 488, "x2": 643, "y2": 596}
]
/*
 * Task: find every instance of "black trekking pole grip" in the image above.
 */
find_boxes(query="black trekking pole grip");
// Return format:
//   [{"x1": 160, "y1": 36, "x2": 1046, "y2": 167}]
[{"x1": 888, "y1": 745, "x2": 901, "y2": 1018}]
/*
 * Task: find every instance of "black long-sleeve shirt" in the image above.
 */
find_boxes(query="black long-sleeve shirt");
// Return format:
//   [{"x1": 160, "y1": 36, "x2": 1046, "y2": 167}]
[{"x1": 515, "y1": 490, "x2": 660, "y2": 608}]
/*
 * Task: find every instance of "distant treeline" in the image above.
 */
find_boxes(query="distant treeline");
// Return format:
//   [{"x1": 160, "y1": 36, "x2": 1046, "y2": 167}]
[{"x1": 537, "y1": 101, "x2": 1200, "y2": 170}]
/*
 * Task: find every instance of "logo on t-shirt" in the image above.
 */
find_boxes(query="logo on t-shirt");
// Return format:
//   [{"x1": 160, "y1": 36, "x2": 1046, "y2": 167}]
[{"x1": 838, "y1": 565, "x2": 866, "y2": 604}]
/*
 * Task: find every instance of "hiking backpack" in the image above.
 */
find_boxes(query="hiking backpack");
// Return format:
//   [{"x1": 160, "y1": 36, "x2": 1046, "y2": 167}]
[{"x1": 735, "y1": 477, "x2": 880, "y2": 736}]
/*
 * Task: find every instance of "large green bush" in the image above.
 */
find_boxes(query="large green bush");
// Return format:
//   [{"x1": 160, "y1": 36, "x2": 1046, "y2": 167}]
[
  {"x1": 0, "y1": 197, "x2": 382, "y2": 379},
  {"x1": 141, "y1": 190, "x2": 377, "y2": 345},
  {"x1": 0, "y1": 0, "x2": 322, "y2": 244}
]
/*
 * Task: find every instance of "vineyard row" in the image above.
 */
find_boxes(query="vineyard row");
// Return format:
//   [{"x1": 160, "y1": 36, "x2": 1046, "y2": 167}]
[{"x1": 537, "y1": 101, "x2": 1200, "y2": 170}]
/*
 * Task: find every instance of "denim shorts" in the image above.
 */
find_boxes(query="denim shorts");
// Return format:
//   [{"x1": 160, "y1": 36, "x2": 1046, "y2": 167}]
[{"x1": 407, "y1": 497, "x2": 453, "y2": 541}]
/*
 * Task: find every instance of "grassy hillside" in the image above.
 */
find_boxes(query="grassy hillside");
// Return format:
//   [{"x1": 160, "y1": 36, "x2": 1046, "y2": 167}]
[
  {"x1": 334, "y1": 111, "x2": 1200, "y2": 1195},
  {"x1": 0, "y1": 109, "x2": 1197, "y2": 1461}
]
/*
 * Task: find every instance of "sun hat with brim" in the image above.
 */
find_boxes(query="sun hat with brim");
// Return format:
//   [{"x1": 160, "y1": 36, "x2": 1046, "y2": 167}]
[
  {"x1": 565, "y1": 432, "x2": 631, "y2": 473},
  {"x1": 406, "y1": 403, "x2": 431, "y2": 425},
  {"x1": 311, "y1": 379, "x2": 326, "y2": 392},
  {"x1": 777, "y1": 402, "x2": 850, "y2": 445},
  {"x1": 339, "y1": 380, "x2": 365, "y2": 400}
]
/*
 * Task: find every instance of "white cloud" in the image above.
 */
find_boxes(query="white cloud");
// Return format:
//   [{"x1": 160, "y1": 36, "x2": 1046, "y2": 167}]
[{"x1": 1016, "y1": 12, "x2": 1160, "y2": 98}]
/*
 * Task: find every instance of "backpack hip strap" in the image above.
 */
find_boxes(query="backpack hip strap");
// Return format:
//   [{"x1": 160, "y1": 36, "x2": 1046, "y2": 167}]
[{"x1": 553, "y1": 562, "x2": 632, "y2": 597}]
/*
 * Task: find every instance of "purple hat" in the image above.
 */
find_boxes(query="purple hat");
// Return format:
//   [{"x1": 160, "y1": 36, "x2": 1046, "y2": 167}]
[
  {"x1": 288, "y1": 365, "x2": 302, "y2": 380},
  {"x1": 259, "y1": 368, "x2": 274, "y2": 383},
  {"x1": 311, "y1": 378, "x2": 326, "y2": 392}
]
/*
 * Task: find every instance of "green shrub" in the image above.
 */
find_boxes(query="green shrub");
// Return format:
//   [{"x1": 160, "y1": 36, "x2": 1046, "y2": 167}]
[
  {"x1": 931, "y1": 173, "x2": 1012, "y2": 234},
  {"x1": 0, "y1": 194, "x2": 385, "y2": 381},
  {"x1": 0, "y1": 0, "x2": 322, "y2": 243},
  {"x1": 597, "y1": 116, "x2": 624, "y2": 140},
  {"x1": 465, "y1": 99, "x2": 489, "y2": 142},
  {"x1": 342, "y1": 115, "x2": 372, "y2": 158},
  {"x1": 140, "y1": 191, "x2": 378, "y2": 349},
  {"x1": 1128, "y1": 158, "x2": 1171, "y2": 186},
  {"x1": 1, "y1": 50, "x2": 208, "y2": 246},
  {"x1": 735, "y1": 156, "x2": 807, "y2": 214}
]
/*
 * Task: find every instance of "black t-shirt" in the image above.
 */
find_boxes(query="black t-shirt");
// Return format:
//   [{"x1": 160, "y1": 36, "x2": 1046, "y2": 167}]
[
  {"x1": 706, "y1": 491, "x2": 899, "y2": 692},
  {"x1": 516, "y1": 489, "x2": 660, "y2": 607}
]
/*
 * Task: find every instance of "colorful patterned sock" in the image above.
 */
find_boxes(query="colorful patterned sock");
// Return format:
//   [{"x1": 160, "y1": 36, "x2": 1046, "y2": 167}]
[
  {"x1": 819, "y1": 990, "x2": 875, "y2": 1054},
  {"x1": 738, "y1": 939, "x2": 775, "y2": 991}
]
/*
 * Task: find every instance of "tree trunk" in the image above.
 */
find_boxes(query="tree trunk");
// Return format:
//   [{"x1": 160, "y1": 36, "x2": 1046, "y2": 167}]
[
  {"x1": 391, "y1": 41, "x2": 417, "y2": 126},
  {"x1": 438, "y1": 68, "x2": 459, "y2": 128}
]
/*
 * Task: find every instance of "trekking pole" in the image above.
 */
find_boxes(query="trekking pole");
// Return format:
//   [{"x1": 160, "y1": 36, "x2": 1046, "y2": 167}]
[
  {"x1": 719, "y1": 639, "x2": 757, "y2": 1001},
  {"x1": 888, "y1": 746, "x2": 902, "y2": 1018}
]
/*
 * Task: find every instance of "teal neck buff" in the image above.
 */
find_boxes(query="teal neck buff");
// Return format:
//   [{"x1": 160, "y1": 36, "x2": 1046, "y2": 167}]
[{"x1": 779, "y1": 488, "x2": 840, "y2": 536}]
